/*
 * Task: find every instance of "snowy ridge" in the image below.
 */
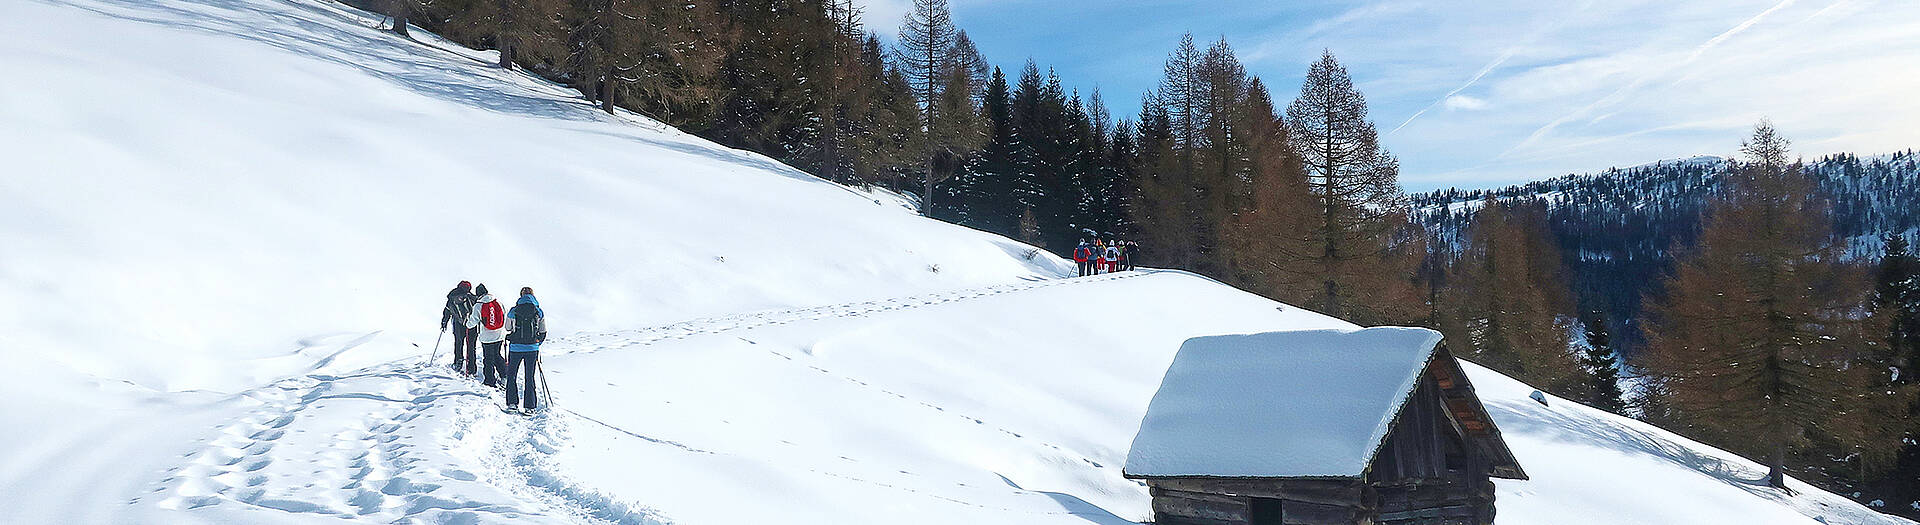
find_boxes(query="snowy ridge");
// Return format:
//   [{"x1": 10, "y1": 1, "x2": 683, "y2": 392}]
[{"x1": 2, "y1": 0, "x2": 1915, "y2": 522}]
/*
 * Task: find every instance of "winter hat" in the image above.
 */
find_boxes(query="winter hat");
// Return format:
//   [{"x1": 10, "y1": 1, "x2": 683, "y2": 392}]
[
  {"x1": 475, "y1": 283, "x2": 489, "y2": 296},
  {"x1": 520, "y1": 286, "x2": 534, "y2": 296},
  {"x1": 458, "y1": 280, "x2": 472, "y2": 289}
]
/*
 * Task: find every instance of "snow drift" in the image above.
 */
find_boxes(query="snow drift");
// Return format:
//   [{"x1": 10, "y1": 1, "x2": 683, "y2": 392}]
[{"x1": 0, "y1": 0, "x2": 1912, "y2": 523}]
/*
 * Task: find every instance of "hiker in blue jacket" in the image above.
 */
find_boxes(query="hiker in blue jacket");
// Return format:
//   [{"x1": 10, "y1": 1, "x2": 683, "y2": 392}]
[{"x1": 504, "y1": 287, "x2": 547, "y2": 413}]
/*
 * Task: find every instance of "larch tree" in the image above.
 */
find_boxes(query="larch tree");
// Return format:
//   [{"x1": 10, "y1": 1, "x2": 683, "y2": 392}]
[
  {"x1": 894, "y1": 0, "x2": 976, "y2": 216},
  {"x1": 1222, "y1": 77, "x2": 1316, "y2": 298},
  {"x1": 1283, "y1": 50, "x2": 1411, "y2": 324},
  {"x1": 1639, "y1": 121, "x2": 1883, "y2": 489},
  {"x1": 1444, "y1": 199, "x2": 1583, "y2": 395}
]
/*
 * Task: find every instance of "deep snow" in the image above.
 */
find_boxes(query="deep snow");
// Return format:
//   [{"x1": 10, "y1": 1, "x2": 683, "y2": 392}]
[{"x1": 1, "y1": 0, "x2": 1914, "y2": 522}]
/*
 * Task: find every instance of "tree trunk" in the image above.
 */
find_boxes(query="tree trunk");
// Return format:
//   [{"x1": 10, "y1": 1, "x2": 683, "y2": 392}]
[
  {"x1": 1768, "y1": 440, "x2": 1788, "y2": 489},
  {"x1": 600, "y1": 70, "x2": 616, "y2": 115},
  {"x1": 497, "y1": 36, "x2": 513, "y2": 69},
  {"x1": 922, "y1": 162, "x2": 937, "y2": 217},
  {"x1": 387, "y1": 1, "x2": 409, "y2": 37}
]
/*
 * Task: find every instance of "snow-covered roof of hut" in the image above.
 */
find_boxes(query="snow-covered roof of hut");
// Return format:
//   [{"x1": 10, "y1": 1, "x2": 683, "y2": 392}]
[{"x1": 1122, "y1": 327, "x2": 1449, "y2": 479}]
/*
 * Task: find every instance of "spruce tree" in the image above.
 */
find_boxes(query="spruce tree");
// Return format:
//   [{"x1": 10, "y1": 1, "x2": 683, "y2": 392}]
[
  {"x1": 568, "y1": 0, "x2": 726, "y2": 120},
  {"x1": 1857, "y1": 232, "x2": 1920, "y2": 509},
  {"x1": 1877, "y1": 233, "x2": 1920, "y2": 382},
  {"x1": 442, "y1": 0, "x2": 565, "y2": 68},
  {"x1": 964, "y1": 67, "x2": 1020, "y2": 236},
  {"x1": 1580, "y1": 313, "x2": 1627, "y2": 414},
  {"x1": 846, "y1": 35, "x2": 922, "y2": 188}
]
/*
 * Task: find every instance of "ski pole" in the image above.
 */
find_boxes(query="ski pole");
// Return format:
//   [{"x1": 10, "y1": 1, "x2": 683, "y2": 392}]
[
  {"x1": 537, "y1": 355, "x2": 554, "y2": 408},
  {"x1": 427, "y1": 325, "x2": 445, "y2": 366}
]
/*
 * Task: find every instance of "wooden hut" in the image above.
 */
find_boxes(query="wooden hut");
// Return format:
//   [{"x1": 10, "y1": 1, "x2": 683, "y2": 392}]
[{"x1": 1123, "y1": 327, "x2": 1525, "y2": 525}]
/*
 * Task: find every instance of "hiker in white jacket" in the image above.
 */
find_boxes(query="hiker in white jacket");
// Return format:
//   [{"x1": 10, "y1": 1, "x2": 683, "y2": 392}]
[{"x1": 473, "y1": 284, "x2": 510, "y2": 387}]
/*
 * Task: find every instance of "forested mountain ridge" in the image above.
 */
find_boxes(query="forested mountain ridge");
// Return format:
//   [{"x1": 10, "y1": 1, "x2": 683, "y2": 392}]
[{"x1": 1412, "y1": 150, "x2": 1920, "y2": 350}]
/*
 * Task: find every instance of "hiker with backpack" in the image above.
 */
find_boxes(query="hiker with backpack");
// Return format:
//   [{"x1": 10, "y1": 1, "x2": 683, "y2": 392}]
[
  {"x1": 441, "y1": 281, "x2": 479, "y2": 376},
  {"x1": 1103, "y1": 240, "x2": 1122, "y2": 274},
  {"x1": 504, "y1": 287, "x2": 547, "y2": 413},
  {"x1": 474, "y1": 284, "x2": 508, "y2": 388},
  {"x1": 1073, "y1": 239, "x2": 1093, "y2": 277}
]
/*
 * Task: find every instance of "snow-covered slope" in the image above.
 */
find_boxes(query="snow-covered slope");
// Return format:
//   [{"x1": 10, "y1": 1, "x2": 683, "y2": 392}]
[{"x1": 1, "y1": 0, "x2": 1911, "y2": 523}]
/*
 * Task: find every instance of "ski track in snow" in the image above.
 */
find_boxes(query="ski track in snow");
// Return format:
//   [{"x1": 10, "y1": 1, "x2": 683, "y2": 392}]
[
  {"x1": 137, "y1": 271, "x2": 1145, "y2": 524},
  {"x1": 558, "y1": 270, "x2": 1147, "y2": 355}
]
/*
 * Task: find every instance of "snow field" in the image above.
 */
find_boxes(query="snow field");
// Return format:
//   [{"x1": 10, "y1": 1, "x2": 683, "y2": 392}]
[{"x1": 2, "y1": 0, "x2": 1916, "y2": 522}]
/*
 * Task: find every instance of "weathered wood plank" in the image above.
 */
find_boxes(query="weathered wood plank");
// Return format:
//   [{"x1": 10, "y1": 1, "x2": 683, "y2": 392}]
[
  {"x1": 1152, "y1": 479, "x2": 1367, "y2": 508},
  {"x1": 1152, "y1": 488, "x2": 1249, "y2": 524}
]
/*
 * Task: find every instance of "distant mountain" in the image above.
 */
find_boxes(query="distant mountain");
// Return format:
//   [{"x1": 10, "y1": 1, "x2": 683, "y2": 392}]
[{"x1": 1412, "y1": 151, "x2": 1920, "y2": 351}]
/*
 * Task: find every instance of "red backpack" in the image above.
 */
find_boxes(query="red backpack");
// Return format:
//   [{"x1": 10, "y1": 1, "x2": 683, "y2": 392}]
[{"x1": 480, "y1": 300, "x2": 506, "y2": 330}]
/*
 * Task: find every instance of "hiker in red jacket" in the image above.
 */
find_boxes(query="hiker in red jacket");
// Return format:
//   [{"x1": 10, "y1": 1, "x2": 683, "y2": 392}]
[{"x1": 474, "y1": 284, "x2": 509, "y2": 387}]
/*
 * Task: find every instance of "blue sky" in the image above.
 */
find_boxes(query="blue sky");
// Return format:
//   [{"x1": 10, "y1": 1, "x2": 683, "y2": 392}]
[{"x1": 857, "y1": 0, "x2": 1920, "y2": 191}]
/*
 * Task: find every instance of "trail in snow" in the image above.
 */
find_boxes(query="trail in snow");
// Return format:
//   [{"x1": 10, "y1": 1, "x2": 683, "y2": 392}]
[
  {"x1": 135, "y1": 271, "x2": 1146, "y2": 524},
  {"x1": 558, "y1": 270, "x2": 1151, "y2": 356}
]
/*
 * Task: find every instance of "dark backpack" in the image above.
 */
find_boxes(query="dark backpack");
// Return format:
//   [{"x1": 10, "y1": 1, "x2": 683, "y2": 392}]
[
  {"x1": 507, "y1": 302, "x2": 544, "y2": 345},
  {"x1": 446, "y1": 292, "x2": 476, "y2": 326}
]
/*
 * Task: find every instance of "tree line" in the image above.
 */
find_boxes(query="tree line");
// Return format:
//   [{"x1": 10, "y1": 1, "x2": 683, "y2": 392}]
[
  {"x1": 368, "y1": 0, "x2": 1917, "y2": 514},
  {"x1": 1429, "y1": 124, "x2": 1920, "y2": 512},
  {"x1": 369, "y1": 0, "x2": 1421, "y2": 332}
]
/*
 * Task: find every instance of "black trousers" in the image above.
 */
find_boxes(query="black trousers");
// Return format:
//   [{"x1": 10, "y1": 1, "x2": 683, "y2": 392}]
[
  {"x1": 505, "y1": 351, "x2": 540, "y2": 410},
  {"x1": 451, "y1": 326, "x2": 478, "y2": 374},
  {"x1": 1077, "y1": 260, "x2": 1089, "y2": 276},
  {"x1": 481, "y1": 341, "x2": 506, "y2": 387}
]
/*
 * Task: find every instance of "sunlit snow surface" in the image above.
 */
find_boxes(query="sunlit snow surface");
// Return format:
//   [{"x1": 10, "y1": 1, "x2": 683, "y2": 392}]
[{"x1": 0, "y1": 0, "x2": 1913, "y2": 522}]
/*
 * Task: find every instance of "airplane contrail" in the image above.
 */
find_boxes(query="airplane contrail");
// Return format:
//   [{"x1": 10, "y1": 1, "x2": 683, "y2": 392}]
[{"x1": 1497, "y1": 0, "x2": 1799, "y2": 160}]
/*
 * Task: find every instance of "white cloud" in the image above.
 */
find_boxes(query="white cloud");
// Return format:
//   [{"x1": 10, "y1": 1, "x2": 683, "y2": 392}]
[
  {"x1": 1238, "y1": 0, "x2": 1920, "y2": 189},
  {"x1": 852, "y1": 0, "x2": 910, "y2": 37},
  {"x1": 1443, "y1": 95, "x2": 1488, "y2": 111}
]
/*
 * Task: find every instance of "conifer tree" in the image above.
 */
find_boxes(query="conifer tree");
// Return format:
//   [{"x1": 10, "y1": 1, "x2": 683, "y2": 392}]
[
  {"x1": 961, "y1": 67, "x2": 1020, "y2": 236},
  {"x1": 1853, "y1": 232, "x2": 1920, "y2": 506},
  {"x1": 862, "y1": 61, "x2": 926, "y2": 190},
  {"x1": 1580, "y1": 313, "x2": 1627, "y2": 414},
  {"x1": 894, "y1": 0, "x2": 982, "y2": 216},
  {"x1": 442, "y1": 0, "x2": 565, "y2": 68},
  {"x1": 1877, "y1": 233, "x2": 1920, "y2": 384},
  {"x1": 1283, "y1": 50, "x2": 1413, "y2": 323},
  {"x1": 383, "y1": 0, "x2": 427, "y2": 37},
  {"x1": 1131, "y1": 99, "x2": 1182, "y2": 267},
  {"x1": 1639, "y1": 121, "x2": 1883, "y2": 489},
  {"x1": 1223, "y1": 78, "x2": 1316, "y2": 297},
  {"x1": 1444, "y1": 199, "x2": 1583, "y2": 394},
  {"x1": 568, "y1": 0, "x2": 726, "y2": 120}
]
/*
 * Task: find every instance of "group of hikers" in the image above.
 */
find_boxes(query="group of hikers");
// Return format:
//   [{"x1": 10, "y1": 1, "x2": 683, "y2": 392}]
[
  {"x1": 440, "y1": 281, "x2": 548, "y2": 414},
  {"x1": 1072, "y1": 238, "x2": 1138, "y2": 277}
]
